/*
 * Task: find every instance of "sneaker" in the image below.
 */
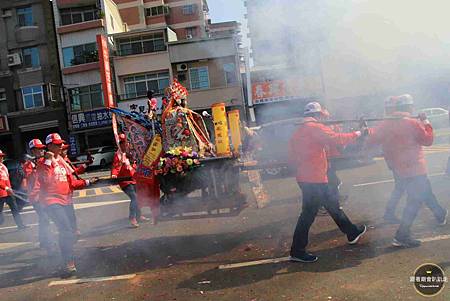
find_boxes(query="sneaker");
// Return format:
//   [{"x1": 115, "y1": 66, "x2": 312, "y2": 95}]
[
  {"x1": 129, "y1": 218, "x2": 139, "y2": 228},
  {"x1": 392, "y1": 237, "x2": 421, "y2": 248},
  {"x1": 438, "y1": 209, "x2": 448, "y2": 226},
  {"x1": 289, "y1": 253, "x2": 318, "y2": 263},
  {"x1": 348, "y1": 225, "x2": 367, "y2": 245},
  {"x1": 383, "y1": 213, "x2": 401, "y2": 224},
  {"x1": 138, "y1": 216, "x2": 151, "y2": 223}
]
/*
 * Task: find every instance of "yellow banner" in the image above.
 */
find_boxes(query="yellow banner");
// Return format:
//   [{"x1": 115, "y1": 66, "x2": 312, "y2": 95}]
[{"x1": 143, "y1": 134, "x2": 162, "y2": 167}]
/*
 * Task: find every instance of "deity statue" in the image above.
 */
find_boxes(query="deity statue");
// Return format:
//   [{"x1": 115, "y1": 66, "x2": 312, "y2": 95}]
[{"x1": 161, "y1": 79, "x2": 215, "y2": 157}]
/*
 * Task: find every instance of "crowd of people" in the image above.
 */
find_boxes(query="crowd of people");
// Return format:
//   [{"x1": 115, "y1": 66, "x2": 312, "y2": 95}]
[{"x1": 287, "y1": 95, "x2": 448, "y2": 262}]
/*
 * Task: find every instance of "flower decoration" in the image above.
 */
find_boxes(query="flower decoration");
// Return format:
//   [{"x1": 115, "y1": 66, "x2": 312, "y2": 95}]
[{"x1": 155, "y1": 146, "x2": 202, "y2": 176}]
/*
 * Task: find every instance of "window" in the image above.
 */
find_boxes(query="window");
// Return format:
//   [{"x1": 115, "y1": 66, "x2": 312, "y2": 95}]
[
  {"x1": 22, "y1": 85, "x2": 44, "y2": 109},
  {"x1": 182, "y1": 4, "x2": 196, "y2": 15},
  {"x1": 186, "y1": 27, "x2": 196, "y2": 38},
  {"x1": 69, "y1": 84, "x2": 103, "y2": 112},
  {"x1": 189, "y1": 67, "x2": 210, "y2": 90},
  {"x1": 22, "y1": 47, "x2": 40, "y2": 68},
  {"x1": 118, "y1": 33, "x2": 166, "y2": 56},
  {"x1": 123, "y1": 72, "x2": 170, "y2": 99},
  {"x1": 0, "y1": 90, "x2": 6, "y2": 102},
  {"x1": 17, "y1": 6, "x2": 33, "y2": 27},
  {"x1": 145, "y1": 5, "x2": 169, "y2": 17},
  {"x1": 224, "y1": 63, "x2": 237, "y2": 85},
  {"x1": 60, "y1": 6, "x2": 99, "y2": 26},
  {"x1": 62, "y1": 43, "x2": 98, "y2": 67}
]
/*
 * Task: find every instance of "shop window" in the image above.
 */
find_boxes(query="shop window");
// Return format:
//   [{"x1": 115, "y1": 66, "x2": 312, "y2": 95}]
[
  {"x1": 189, "y1": 67, "x2": 210, "y2": 90},
  {"x1": 22, "y1": 85, "x2": 44, "y2": 109}
]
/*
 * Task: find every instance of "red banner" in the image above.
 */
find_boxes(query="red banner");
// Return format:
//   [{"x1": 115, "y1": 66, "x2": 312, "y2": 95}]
[{"x1": 96, "y1": 34, "x2": 114, "y2": 108}]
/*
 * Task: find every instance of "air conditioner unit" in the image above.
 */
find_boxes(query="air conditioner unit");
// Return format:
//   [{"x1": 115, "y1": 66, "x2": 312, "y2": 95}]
[
  {"x1": 186, "y1": 34, "x2": 193, "y2": 39},
  {"x1": 7, "y1": 53, "x2": 21, "y2": 66},
  {"x1": 176, "y1": 63, "x2": 188, "y2": 72}
]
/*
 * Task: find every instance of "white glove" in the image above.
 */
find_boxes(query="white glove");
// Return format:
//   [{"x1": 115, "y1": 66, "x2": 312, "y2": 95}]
[{"x1": 355, "y1": 131, "x2": 362, "y2": 137}]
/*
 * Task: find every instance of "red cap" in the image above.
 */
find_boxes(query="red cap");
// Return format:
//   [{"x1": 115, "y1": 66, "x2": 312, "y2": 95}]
[
  {"x1": 119, "y1": 133, "x2": 127, "y2": 143},
  {"x1": 29, "y1": 139, "x2": 46, "y2": 149},
  {"x1": 62, "y1": 143, "x2": 69, "y2": 150},
  {"x1": 0, "y1": 149, "x2": 6, "y2": 157},
  {"x1": 45, "y1": 133, "x2": 64, "y2": 145}
]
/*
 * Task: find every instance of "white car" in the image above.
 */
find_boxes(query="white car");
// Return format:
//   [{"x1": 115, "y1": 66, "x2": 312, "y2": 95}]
[
  {"x1": 418, "y1": 108, "x2": 449, "y2": 128},
  {"x1": 76, "y1": 146, "x2": 116, "y2": 168}
]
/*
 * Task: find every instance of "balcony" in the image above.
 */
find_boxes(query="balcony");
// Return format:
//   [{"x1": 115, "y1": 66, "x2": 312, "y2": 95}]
[
  {"x1": 56, "y1": 0, "x2": 97, "y2": 9},
  {"x1": 57, "y1": 19, "x2": 104, "y2": 34},
  {"x1": 62, "y1": 62, "x2": 99, "y2": 75}
]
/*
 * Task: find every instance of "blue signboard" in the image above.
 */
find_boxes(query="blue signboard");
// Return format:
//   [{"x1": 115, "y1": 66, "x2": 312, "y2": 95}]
[
  {"x1": 71, "y1": 108, "x2": 112, "y2": 130},
  {"x1": 68, "y1": 135, "x2": 78, "y2": 156}
]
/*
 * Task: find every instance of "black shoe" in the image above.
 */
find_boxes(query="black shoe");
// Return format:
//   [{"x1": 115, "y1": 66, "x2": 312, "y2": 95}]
[
  {"x1": 348, "y1": 225, "x2": 367, "y2": 245},
  {"x1": 383, "y1": 214, "x2": 401, "y2": 224},
  {"x1": 289, "y1": 252, "x2": 318, "y2": 263},
  {"x1": 392, "y1": 237, "x2": 421, "y2": 248}
]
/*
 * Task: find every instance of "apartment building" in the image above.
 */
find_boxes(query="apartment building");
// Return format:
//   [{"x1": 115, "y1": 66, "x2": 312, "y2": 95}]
[
  {"x1": 112, "y1": 27, "x2": 244, "y2": 115},
  {"x1": 52, "y1": 0, "x2": 126, "y2": 154},
  {"x1": 0, "y1": 0, "x2": 66, "y2": 157},
  {"x1": 113, "y1": 0, "x2": 210, "y2": 40}
]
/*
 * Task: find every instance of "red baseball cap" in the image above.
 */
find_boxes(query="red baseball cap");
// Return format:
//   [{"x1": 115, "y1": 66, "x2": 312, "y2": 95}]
[
  {"x1": 29, "y1": 139, "x2": 46, "y2": 149},
  {"x1": 45, "y1": 133, "x2": 64, "y2": 145},
  {"x1": 62, "y1": 143, "x2": 69, "y2": 150}
]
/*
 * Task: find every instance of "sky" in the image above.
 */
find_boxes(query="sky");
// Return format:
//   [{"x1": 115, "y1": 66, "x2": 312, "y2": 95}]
[{"x1": 207, "y1": 0, "x2": 249, "y2": 48}]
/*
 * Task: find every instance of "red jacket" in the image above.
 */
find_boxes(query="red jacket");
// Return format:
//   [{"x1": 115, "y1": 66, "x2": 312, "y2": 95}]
[
  {"x1": 23, "y1": 158, "x2": 44, "y2": 203},
  {"x1": 37, "y1": 156, "x2": 88, "y2": 206},
  {"x1": 367, "y1": 112, "x2": 433, "y2": 178},
  {"x1": 0, "y1": 162, "x2": 11, "y2": 198},
  {"x1": 289, "y1": 118, "x2": 360, "y2": 183},
  {"x1": 111, "y1": 151, "x2": 136, "y2": 188}
]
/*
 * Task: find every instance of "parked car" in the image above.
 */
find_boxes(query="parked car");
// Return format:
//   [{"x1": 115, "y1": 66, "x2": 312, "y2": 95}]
[
  {"x1": 251, "y1": 118, "x2": 374, "y2": 178},
  {"x1": 418, "y1": 107, "x2": 449, "y2": 128},
  {"x1": 76, "y1": 146, "x2": 116, "y2": 168}
]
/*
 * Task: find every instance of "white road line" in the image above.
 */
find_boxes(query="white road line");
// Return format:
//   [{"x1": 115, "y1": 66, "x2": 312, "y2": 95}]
[
  {"x1": 353, "y1": 172, "x2": 445, "y2": 187},
  {"x1": 3, "y1": 200, "x2": 130, "y2": 216},
  {"x1": 219, "y1": 233, "x2": 450, "y2": 270},
  {"x1": 418, "y1": 234, "x2": 450, "y2": 243},
  {"x1": 0, "y1": 223, "x2": 38, "y2": 231},
  {"x1": 0, "y1": 242, "x2": 32, "y2": 250},
  {"x1": 48, "y1": 273, "x2": 136, "y2": 286},
  {"x1": 218, "y1": 257, "x2": 290, "y2": 269}
]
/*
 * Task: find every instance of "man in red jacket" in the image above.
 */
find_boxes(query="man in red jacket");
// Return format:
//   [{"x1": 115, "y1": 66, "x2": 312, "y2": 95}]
[
  {"x1": 288, "y1": 102, "x2": 367, "y2": 263},
  {"x1": 368, "y1": 95, "x2": 447, "y2": 247},
  {"x1": 0, "y1": 149, "x2": 27, "y2": 229},
  {"x1": 23, "y1": 139, "x2": 53, "y2": 250},
  {"x1": 111, "y1": 134, "x2": 148, "y2": 228},
  {"x1": 38, "y1": 133, "x2": 97, "y2": 275}
]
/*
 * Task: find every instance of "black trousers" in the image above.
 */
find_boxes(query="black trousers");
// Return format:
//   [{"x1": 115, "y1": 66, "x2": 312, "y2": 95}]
[
  {"x1": 327, "y1": 162, "x2": 341, "y2": 202},
  {"x1": 290, "y1": 182, "x2": 359, "y2": 257},
  {"x1": 32, "y1": 202, "x2": 52, "y2": 248},
  {"x1": 45, "y1": 204, "x2": 76, "y2": 264},
  {"x1": 396, "y1": 175, "x2": 446, "y2": 240},
  {"x1": 0, "y1": 196, "x2": 25, "y2": 227}
]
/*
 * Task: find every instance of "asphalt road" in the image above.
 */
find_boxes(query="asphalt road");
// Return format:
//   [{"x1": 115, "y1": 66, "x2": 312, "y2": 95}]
[{"x1": 1, "y1": 145, "x2": 450, "y2": 300}]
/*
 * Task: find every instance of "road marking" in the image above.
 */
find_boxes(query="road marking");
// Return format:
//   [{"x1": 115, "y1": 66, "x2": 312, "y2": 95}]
[
  {"x1": 1, "y1": 200, "x2": 129, "y2": 222},
  {"x1": 353, "y1": 172, "x2": 445, "y2": 187},
  {"x1": 0, "y1": 242, "x2": 32, "y2": 250},
  {"x1": 0, "y1": 223, "x2": 38, "y2": 231},
  {"x1": 418, "y1": 234, "x2": 450, "y2": 243},
  {"x1": 77, "y1": 189, "x2": 87, "y2": 198},
  {"x1": 218, "y1": 234, "x2": 450, "y2": 270},
  {"x1": 48, "y1": 273, "x2": 136, "y2": 286},
  {"x1": 218, "y1": 257, "x2": 290, "y2": 269}
]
